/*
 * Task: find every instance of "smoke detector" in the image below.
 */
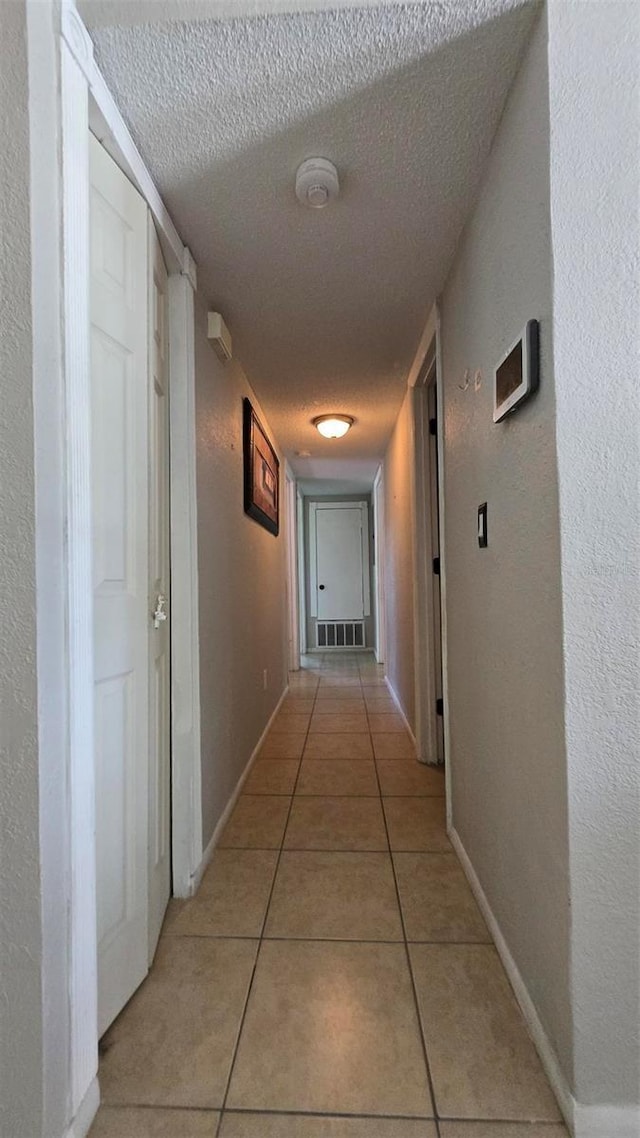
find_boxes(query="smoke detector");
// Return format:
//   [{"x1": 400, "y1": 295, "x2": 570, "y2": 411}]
[{"x1": 295, "y1": 158, "x2": 340, "y2": 209}]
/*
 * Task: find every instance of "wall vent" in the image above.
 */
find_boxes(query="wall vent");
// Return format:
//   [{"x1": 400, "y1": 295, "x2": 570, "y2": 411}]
[{"x1": 316, "y1": 621, "x2": 365, "y2": 650}]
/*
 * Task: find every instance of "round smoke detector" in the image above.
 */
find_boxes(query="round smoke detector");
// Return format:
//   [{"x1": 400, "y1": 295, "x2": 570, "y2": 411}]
[{"x1": 295, "y1": 157, "x2": 340, "y2": 209}]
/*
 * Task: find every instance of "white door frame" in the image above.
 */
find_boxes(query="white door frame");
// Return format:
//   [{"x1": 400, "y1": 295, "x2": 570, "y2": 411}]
[
  {"x1": 284, "y1": 464, "x2": 300, "y2": 672},
  {"x1": 372, "y1": 465, "x2": 387, "y2": 665},
  {"x1": 296, "y1": 489, "x2": 307, "y2": 656},
  {"x1": 433, "y1": 303, "x2": 452, "y2": 823},
  {"x1": 55, "y1": 5, "x2": 203, "y2": 1129},
  {"x1": 407, "y1": 305, "x2": 448, "y2": 768}
]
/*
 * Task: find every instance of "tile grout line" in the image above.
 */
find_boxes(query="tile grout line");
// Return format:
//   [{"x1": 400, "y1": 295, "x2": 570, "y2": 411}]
[
  {"x1": 219, "y1": 844, "x2": 448, "y2": 852},
  {"x1": 366, "y1": 686, "x2": 443, "y2": 1138},
  {"x1": 214, "y1": 664, "x2": 325, "y2": 1136},
  {"x1": 103, "y1": 1100, "x2": 565, "y2": 1126},
  {"x1": 165, "y1": 932, "x2": 491, "y2": 946}
]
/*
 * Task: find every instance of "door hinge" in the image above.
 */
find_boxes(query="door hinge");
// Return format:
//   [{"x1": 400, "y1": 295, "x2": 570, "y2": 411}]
[
  {"x1": 432, "y1": 556, "x2": 440, "y2": 575},
  {"x1": 429, "y1": 417, "x2": 437, "y2": 436},
  {"x1": 436, "y1": 698, "x2": 444, "y2": 717}
]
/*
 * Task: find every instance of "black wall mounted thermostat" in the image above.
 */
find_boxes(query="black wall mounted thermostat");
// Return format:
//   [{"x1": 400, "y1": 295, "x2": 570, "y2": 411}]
[
  {"x1": 478, "y1": 503, "x2": 488, "y2": 548},
  {"x1": 493, "y1": 319, "x2": 539, "y2": 422}
]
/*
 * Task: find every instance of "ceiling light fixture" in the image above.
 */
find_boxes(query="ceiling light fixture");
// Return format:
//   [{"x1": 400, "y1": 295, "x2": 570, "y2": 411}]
[
  {"x1": 296, "y1": 158, "x2": 340, "y2": 209},
  {"x1": 313, "y1": 414, "x2": 354, "y2": 439}
]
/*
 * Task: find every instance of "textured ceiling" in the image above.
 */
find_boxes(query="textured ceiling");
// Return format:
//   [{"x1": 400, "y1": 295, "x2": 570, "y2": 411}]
[
  {"x1": 296, "y1": 456, "x2": 381, "y2": 496},
  {"x1": 80, "y1": 0, "x2": 433, "y2": 28},
  {"x1": 86, "y1": 1, "x2": 539, "y2": 477}
]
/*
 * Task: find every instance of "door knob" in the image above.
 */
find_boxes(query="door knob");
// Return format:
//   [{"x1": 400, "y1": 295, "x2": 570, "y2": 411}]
[
  {"x1": 153, "y1": 593, "x2": 167, "y2": 629},
  {"x1": 319, "y1": 584, "x2": 325, "y2": 590}
]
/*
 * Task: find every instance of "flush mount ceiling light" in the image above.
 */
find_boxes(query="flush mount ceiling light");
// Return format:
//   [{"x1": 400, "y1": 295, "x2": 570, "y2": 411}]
[
  {"x1": 313, "y1": 414, "x2": 354, "y2": 439},
  {"x1": 295, "y1": 158, "x2": 340, "y2": 209}
]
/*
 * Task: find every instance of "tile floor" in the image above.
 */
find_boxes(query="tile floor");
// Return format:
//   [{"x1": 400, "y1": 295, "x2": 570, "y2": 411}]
[{"x1": 90, "y1": 653, "x2": 567, "y2": 1138}]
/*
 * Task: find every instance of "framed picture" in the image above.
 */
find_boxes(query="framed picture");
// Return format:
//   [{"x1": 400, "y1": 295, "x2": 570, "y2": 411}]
[
  {"x1": 243, "y1": 397, "x2": 280, "y2": 536},
  {"x1": 493, "y1": 319, "x2": 539, "y2": 422}
]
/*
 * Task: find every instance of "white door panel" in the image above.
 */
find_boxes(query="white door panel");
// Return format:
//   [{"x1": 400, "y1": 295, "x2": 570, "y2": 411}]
[
  {"x1": 91, "y1": 134, "x2": 149, "y2": 1036},
  {"x1": 148, "y1": 219, "x2": 171, "y2": 961},
  {"x1": 316, "y1": 507, "x2": 364, "y2": 620}
]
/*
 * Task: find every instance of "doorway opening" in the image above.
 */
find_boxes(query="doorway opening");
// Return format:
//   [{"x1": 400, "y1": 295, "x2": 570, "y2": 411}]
[{"x1": 412, "y1": 336, "x2": 445, "y2": 766}]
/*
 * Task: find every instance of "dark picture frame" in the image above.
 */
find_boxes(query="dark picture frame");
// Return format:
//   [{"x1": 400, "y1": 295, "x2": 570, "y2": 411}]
[{"x1": 243, "y1": 397, "x2": 280, "y2": 536}]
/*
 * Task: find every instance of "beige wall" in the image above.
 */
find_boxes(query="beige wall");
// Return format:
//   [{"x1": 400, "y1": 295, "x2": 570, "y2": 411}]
[
  {"x1": 0, "y1": 3, "x2": 46, "y2": 1135},
  {"x1": 383, "y1": 391, "x2": 416, "y2": 731},
  {"x1": 194, "y1": 298, "x2": 288, "y2": 847},
  {"x1": 439, "y1": 12, "x2": 572, "y2": 1081},
  {"x1": 548, "y1": 0, "x2": 640, "y2": 1113}
]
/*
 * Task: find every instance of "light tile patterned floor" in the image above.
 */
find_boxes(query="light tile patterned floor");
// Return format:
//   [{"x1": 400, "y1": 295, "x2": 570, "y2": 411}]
[{"x1": 90, "y1": 653, "x2": 567, "y2": 1138}]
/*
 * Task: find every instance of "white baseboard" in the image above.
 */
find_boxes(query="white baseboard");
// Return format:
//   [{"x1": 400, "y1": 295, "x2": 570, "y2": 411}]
[
  {"x1": 449, "y1": 827, "x2": 640, "y2": 1138},
  {"x1": 385, "y1": 676, "x2": 418, "y2": 751},
  {"x1": 449, "y1": 826, "x2": 574, "y2": 1131},
  {"x1": 189, "y1": 684, "x2": 289, "y2": 893},
  {"x1": 64, "y1": 1076, "x2": 99, "y2": 1138},
  {"x1": 572, "y1": 1103, "x2": 640, "y2": 1138}
]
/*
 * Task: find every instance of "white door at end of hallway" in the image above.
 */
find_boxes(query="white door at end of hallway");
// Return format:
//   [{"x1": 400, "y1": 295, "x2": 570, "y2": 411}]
[
  {"x1": 315, "y1": 505, "x2": 365, "y2": 620},
  {"x1": 90, "y1": 135, "x2": 171, "y2": 1037}
]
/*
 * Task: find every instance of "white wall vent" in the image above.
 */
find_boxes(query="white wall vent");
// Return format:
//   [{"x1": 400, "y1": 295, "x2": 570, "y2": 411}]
[
  {"x1": 207, "y1": 311, "x2": 232, "y2": 362},
  {"x1": 316, "y1": 621, "x2": 365, "y2": 649}
]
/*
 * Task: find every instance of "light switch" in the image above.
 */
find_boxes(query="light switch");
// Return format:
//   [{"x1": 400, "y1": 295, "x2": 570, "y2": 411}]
[{"x1": 478, "y1": 503, "x2": 488, "y2": 548}]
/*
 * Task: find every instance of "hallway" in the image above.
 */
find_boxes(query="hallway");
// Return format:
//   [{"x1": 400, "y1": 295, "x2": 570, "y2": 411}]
[{"x1": 90, "y1": 653, "x2": 566, "y2": 1138}]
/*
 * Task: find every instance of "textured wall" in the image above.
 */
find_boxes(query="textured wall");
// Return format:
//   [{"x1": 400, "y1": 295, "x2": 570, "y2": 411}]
[
  {"x1": 383, "y1": 392, "x2": 416, "y2": 731},
  {"x1": 439, "y1": 12, "x2": 573, "y2": 1083},
  {"x1": 548, "y1": 0, "x2": 640, "y2": 1114},
  {"x1": 195, "y1": 298, "x2": 288, "y2": 847},
  {"x1": 0, "y1": 2, "x2": 44, "y2": 1134}
]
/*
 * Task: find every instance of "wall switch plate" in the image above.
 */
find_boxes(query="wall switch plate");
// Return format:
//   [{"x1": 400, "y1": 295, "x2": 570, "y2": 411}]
[{"x1": 478, "y1": 503, "x2": 488, "y2": 548}]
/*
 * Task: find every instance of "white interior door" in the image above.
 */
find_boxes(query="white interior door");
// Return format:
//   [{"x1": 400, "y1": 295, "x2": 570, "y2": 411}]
[
  {"x1": 315, "y1": 506, "x2": 365, "y2": 620},
  {"x1": 90, "y1": 134, "x2": 150, "y2": 1035},
  {"x1": 147, "y1": 219, "x2": 171, "y2": 959}
]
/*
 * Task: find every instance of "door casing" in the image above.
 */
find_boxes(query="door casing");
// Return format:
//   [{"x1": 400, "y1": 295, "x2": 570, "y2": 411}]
[
  {"x1": 296, "y1": 489, "x2": 307, "y2": 656},
  {"x1": 373, "y1": 467, "x2": 387, "y2": 665},
  {"x1": 284, "y1": 465, "x2": 301, "y2": 672},
  {"x1": 147, "y1": 217, "x2": 172, "y2": 962},
  {"x1": 409, "y1": 323, "x2": 447, "y2": 768}
]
